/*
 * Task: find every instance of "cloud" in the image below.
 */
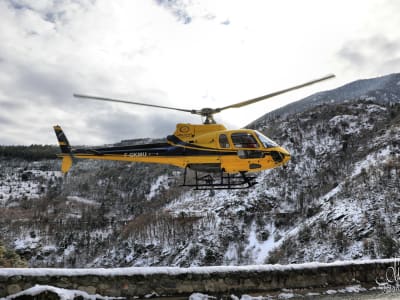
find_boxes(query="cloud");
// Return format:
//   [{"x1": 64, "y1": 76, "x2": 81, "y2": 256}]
[
  {"x1": 154, "y1": 0, "x2": 193, "y2": 24},
  {"x1": 337, "y1": 35, "x2": 400, "y2": 75},
  {"x1": 154, "y1": 0, "x2": 233, "y2": 25},
  {"x1": 337, "y1": 47, "x2": 366, "y2": 68},
  {"x1": 220, "y1": 19, "x2": 230, "y2": 26},
  {"x1": 56, "y1": 108, "x2": 197, "y2": 146},
  {"x1": 1, "y1": 0, "x2": 400, "y2": 145},
  {"x1": 0, "y1": 115, "x2": 13, "y2": 126}
]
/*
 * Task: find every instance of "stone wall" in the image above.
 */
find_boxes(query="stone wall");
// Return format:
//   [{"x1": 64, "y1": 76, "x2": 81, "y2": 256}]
[{"x1": 0, "y1": 259, "x2": 396, "y2": 298}]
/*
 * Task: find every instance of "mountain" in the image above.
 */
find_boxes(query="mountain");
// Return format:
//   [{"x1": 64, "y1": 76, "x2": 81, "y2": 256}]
[
  {"x1": 0, "y1": 73, "x2": 400, "y2": 268},
  {"x1": 250, "y1": 72, "x2": 400, "y2": 126}
]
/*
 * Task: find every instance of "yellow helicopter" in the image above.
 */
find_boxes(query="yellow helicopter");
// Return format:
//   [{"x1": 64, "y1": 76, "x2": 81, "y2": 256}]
[{"x1": 54, "y1": 74, "x2": 334, "y2": 189}]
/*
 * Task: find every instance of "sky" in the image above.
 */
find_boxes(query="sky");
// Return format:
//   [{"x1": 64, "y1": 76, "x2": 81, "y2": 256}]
[{"x1": 0, "y1": 0, "x2": 400, "y2": 145}]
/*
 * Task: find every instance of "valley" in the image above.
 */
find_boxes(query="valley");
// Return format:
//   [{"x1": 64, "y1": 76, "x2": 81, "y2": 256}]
[{"x1": 1, "y1": 73, "x2": 400, "y2": 270}]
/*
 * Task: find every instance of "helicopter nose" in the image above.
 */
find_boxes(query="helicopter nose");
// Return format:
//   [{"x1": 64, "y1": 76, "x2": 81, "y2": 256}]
[
  {"x1": 280, "y1": 147, "x2": 291, "y2": 164},
  {"x1": 278, "y1": 146, "x2": 290, "y2": 157},
  {"x1": 271, "y1": 147, "x2": 291, "y2": 164},
  {"x1": 283, "y1": 153, "x2": 291, "y2": 164}
]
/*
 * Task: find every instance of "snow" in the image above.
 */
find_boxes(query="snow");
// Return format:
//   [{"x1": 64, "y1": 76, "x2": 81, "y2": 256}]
[
  {"x1": 67, "y1": 196, "x2": 100, "y2": 206},
  {"x1": 144, "y1": 291, "x2": 160, "y2": 298},
  {"x1": 42, "y1": 245, "x2": 57, "y2": 252},
  {"x1": 317, "y1": 145, "x2": 391, "y2": 203},
  {"x1": 224, "y1": 243, "x2": 239, "y2": 264},
  {"x1": 338, "y1": 285, "x2": 367, "y2": 293},
  {"x1": 329, "y1": 114, "x2": 357, "y2": 125},
  {"x1": 146, "y1": 174, "x2": 170, "y2": 200},
  {"x1": 185, "y1": 284, "x2": 368, "y2": 300},
  {"x1": 352, "y1": 146, "x2": 391, "y2": 177},
  {"x1": 278, "y1": 293, "x2": 296, "y2": 299},
  {"x1": 239, "y1": 295, "x2": 263, "y2": 300},
  {"x1": 166, "y1": 189, "x2": 231, "y2": 215},
  {"x1": 64, "y1": 244, "x2": 76, "y2": 256},
  {"x1": 0, "y1": 166, "x2": 60, "y2": 205},
  {"x1": 5, "y1": 284, "x2": 123, "y2": 300},
  {"x1": 0, "y1": 258, "x2": 396, "y2": 277},
  {"x1": 14, "y1": 236, "x2": 40, "y2": 251},
  {"x1": 365, "y1": 103, "x2": 387, "y2": 112},
  {"x1": 305, "y1": 292, "x2": 320, "y2": 296},
  {"x1": 320, "y1": 183, "x2": 342, "y2": 201},
  {"x1": 328, "y1": 114, "x2": 373, "y2": 135},
  {"x1": 243, "y1": 221, "x2": 278, "y2": 264},
  {"x1": 189, "y1": 293, "x2": 216, "y2": 300}
]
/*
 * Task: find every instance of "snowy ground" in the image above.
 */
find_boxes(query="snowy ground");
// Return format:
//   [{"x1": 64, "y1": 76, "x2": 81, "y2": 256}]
[
  {"x1": 0, "y1": 166, "x2": 61, "y2": 205},
  {"x1": 5, "y1": 284, "x2": 400, "y2": 300},
  {"x1": 4, "y1": 285, "x2": 124, "y2": 300}
]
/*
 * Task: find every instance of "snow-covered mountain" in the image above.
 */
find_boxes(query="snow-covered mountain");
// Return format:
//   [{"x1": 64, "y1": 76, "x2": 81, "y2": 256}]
[
  {"x1": 1, "y1": 73, "x2": 400, "y2": 268},
  {"x1": 250, "y1": 72, "x2": 400, "y2": 125}
]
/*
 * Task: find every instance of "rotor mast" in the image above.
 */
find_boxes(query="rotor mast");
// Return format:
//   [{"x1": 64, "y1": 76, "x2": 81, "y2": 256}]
[{"x1": 189, "y1": 108, "x2": 221, "y2": 124}]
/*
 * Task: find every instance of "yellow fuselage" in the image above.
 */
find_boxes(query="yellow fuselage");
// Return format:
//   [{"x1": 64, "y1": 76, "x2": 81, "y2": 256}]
[{"x1": 58, "y1": 123, "x2": 290, "y2": 174}]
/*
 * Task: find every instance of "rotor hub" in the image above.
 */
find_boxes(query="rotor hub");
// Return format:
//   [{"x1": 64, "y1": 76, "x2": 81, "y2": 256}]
[{"x1": 190, "y1": 108, "x2": 222, "y2": 124}]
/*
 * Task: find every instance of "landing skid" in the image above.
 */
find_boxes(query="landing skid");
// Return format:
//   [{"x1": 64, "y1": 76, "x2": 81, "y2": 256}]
[{"x1": 182, "y1": 168, "x2": 258, "y2": 190}]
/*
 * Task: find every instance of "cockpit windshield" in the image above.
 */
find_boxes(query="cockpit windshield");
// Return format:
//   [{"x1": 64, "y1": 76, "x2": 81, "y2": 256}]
[
  {"x1": 231, "y1": 132, "x2": 259, "y2": 148},
  {"x1": 255, "y1": 130, "x2": 278, "y2": 148}
]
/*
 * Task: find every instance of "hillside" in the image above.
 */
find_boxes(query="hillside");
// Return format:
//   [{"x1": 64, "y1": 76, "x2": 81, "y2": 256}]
[
  {"x1": 0, "y1": 73, "x2": 400, "y2": 268},
  {"x1": 250, "y1": 72, "x2": 400, "y2": 124}
]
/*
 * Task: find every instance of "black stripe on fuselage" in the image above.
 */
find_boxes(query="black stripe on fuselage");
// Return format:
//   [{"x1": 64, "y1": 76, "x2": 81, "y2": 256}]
[{"x1": 71, "y1": 142, "x2": 239, "y2": 157}]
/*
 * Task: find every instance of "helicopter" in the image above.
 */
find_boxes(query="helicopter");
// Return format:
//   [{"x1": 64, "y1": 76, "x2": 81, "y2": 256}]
[{"x1": 54, "y1": 74, "x2": 334, "y2": 190}]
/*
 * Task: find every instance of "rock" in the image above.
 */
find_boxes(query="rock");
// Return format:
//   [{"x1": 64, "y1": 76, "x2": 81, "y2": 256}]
[
  {"x1": 77, "y1": 285, "x2": 96, "y2": 295},
  {"x1": 7, "y1": 284, "x2": 22, "y2": 295},
  {"x1": 12, "y1": 291, "x2": 61, "y2": 300}
]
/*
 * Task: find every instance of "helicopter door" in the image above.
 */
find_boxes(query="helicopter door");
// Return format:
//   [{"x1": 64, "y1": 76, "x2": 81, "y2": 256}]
[{"x1": 231, "y1": 132, "x2": 264, "y2": 159}]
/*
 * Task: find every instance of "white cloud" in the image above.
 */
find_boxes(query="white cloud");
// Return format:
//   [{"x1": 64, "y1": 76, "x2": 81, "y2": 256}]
[{"x1": 0, "y1": 0, "x2": 399, "y2": 145}]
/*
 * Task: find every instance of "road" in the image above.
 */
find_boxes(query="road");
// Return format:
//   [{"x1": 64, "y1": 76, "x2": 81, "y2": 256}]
[{"x1": 313, "y1": 291, "x2": 400, "y2": 299}]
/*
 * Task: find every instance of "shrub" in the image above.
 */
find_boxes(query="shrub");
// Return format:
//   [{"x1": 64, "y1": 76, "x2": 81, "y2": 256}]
[{"x1": 0, "y1": 242, "x2": 28, "y2": 267}]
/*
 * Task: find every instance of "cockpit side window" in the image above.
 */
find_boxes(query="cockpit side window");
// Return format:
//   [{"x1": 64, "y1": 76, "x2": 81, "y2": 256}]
[
  {"x1": 231, "y1": 133, "x2": 259, "y2": 148},
  {"x1": 219, "y1": 134, "x2": 230, "y2": 148}
]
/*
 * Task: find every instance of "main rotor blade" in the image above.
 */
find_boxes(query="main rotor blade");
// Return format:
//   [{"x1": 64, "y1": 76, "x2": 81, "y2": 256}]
[
  {"x1": 218, "y1": 74, "x2": 335, "y2": 111},
  {"x1": 73, "y1": 94, "x2": 194, "y2": 113}
]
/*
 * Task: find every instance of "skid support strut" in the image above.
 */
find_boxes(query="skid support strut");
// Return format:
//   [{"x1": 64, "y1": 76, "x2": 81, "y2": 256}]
[{"x1": 182, "y1": 168, "x2": 257, "y2": 190}]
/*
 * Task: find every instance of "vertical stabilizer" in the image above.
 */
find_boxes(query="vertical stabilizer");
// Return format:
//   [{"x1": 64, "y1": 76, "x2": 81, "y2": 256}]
[
  {"x1": 53, "y1": 125, "x2": 72, "y2": 154},
  {"x1": 61, "y1": 155, "x2": 73, "y2": 174},
  {"x1": 53, "y1": 125, "x2": 73, "y2": 174}
]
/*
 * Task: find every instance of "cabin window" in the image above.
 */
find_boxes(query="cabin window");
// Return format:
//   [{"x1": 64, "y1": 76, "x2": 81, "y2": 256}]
[
  {"x1": 231, "y1": 133, "x2": 259, "y2": 148},
  {"x1": 219, "y1": 134, "x2": 230, "y2": 148}
]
